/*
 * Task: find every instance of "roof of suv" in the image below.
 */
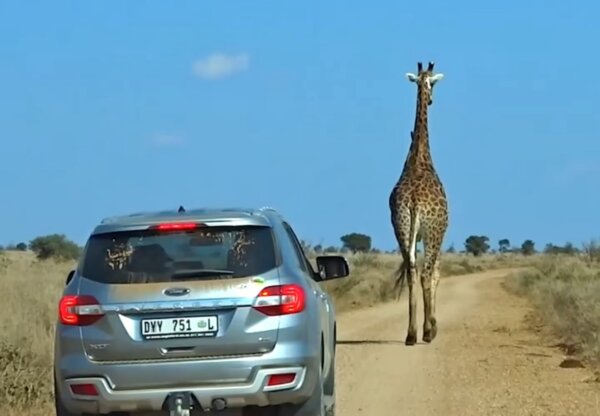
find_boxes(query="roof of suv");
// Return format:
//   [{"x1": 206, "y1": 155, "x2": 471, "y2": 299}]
[{"x1": 91, "y1": 206, "x2": 283, "y2": 235}]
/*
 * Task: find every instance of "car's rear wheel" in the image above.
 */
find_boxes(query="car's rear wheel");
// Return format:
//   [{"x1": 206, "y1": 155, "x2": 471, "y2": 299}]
[
  {"x1": 276, "y1": 342, "x2": 334, "y2": 416},
  {"x1": 323, "y1": 327, "x2": 336, "y2": 409},
  {"x1": 54, "y1": 376, "x2": 78, "y2": 416},
  {"x1": 323, "y1": 351, "x2": 335, "y2": 416}
]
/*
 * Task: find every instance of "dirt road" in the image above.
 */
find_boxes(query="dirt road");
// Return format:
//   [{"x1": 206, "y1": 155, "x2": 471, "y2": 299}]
[{"x1": 335, "y1": 269, "x2": 600, "y2": 416}]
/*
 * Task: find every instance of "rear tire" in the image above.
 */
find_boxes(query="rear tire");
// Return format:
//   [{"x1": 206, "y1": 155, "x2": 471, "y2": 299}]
[
  {"x1": 275, "y1": 370, "x2": 327, "y2": 416},
  {"x1": 54, "y1": 377, "x2": 78, "y2": 416},
  {"x1": 278, "y1": 342, "x2": 334, "y2": 416},
  {"x1": 322, "y1": 344, "x2": 335, "y2": 415}
]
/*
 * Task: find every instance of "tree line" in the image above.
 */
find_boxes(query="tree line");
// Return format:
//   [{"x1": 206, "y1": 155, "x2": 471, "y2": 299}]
[
  {"x1": 305, "y1": 233, "x2": 600, "y2": 262},
  {"x1": 1, "y1": 232, "x2": 599, "y2": 263}
]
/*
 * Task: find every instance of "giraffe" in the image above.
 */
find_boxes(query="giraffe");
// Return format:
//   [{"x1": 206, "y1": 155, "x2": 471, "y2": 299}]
[{"x1": 389, "y1": 61, "x2": 448, "y2": 346}]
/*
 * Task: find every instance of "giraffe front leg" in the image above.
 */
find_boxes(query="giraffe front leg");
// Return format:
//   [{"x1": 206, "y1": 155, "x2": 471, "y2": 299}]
[
  {"x1": 405, "y1": 262, "x2": 418, "y2": 345},
  {"x1": 421, "y1": 269, "x2": 433, "y2": 343},
  {"x1": 429, "y1": 257, "x2": 441, "y2": 341},
  {"x1": 422, "y1": 242, "x2": 442, "y2": 343}
]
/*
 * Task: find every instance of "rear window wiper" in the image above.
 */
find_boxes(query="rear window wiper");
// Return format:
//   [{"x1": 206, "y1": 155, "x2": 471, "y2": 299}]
[{"x1": 171, "y1": 269, "x2": 235, "y2": 280}]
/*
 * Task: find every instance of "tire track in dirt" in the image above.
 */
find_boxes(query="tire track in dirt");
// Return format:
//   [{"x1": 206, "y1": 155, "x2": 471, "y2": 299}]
[{"x1": 334, "y1": 269, "x2": 600, "y2": 415}]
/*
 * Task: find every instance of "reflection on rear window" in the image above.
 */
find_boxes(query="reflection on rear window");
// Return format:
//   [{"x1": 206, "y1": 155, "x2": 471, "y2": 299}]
[{"x1": 80, "y1": 226, "x2": 276, "y2": 284}]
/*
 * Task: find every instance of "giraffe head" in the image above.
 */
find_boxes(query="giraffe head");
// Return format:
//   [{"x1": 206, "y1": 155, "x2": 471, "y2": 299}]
[{"x1": 405, "y1": 61, "x2": 444, "y2": 106}]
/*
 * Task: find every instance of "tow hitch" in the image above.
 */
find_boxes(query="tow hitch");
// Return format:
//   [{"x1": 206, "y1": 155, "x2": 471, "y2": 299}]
[
  {"x1": 165, "y1": 391, "x2": 229, "y2": 414},
  {"x1": 166, "y1": 392, "x2": 194, "y2": 416}
]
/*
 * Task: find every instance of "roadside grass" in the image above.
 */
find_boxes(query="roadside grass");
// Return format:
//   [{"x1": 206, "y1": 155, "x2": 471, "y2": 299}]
[
  {"x1": 0, "y1": 251, "x2": 69, "y2": 416},
  {"x1": 505, "y1": 254, "x2": 600, "y2": 367},
  {"x1": 321, "y1": 251, "x2": 535, "y2": 312},
  {"x1": 0, "y1": 249, "x2": 534, "y2": 414}
]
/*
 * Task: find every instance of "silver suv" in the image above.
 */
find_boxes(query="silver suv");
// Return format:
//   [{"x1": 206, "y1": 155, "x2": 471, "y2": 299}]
[{"x1": 53, "y1": 207, "x2": 349, "y2": 416}]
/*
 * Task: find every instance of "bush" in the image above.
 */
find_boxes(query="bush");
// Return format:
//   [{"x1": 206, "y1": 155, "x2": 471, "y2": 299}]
[
  {"x1": 508, "y1": 256, "x2": 600, "y2": 365},
  {"x1": 29, "y1": 234, "x2": 81, "y2": 261}
]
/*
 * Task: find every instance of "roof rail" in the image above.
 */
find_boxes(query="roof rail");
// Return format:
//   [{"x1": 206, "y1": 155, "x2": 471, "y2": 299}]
[{"x1": 259, "y1": 206, "x2": 277, "y2": 212}]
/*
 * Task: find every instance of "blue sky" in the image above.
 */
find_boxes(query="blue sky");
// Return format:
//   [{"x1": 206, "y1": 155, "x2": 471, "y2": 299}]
[{"x1": 1, "y1": 0, "x2": 599, "y2": 252}]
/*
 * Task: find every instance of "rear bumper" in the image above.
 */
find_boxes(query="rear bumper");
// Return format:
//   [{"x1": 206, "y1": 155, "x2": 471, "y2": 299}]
[
  {"x1": 56, "y1": 340, "x2": 320, "y2": 414},
  {"x1": 60, "y1": 365, "x2": 313, "y2": 414}
]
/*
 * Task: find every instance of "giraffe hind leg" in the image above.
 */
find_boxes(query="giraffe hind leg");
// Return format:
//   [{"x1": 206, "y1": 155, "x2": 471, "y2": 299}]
[
  {"x1": 392, "y1": 247, "x2": 417, "y2": 345},
  {"x1": 405, "y1": 210, "x2": 420, "y2": 346},
  {"x1": 421, "y1": 230, "x2": 443, "y2": 344},
  {"x1": 392, "y1": 208, "x2": 418, "y2": 346}
]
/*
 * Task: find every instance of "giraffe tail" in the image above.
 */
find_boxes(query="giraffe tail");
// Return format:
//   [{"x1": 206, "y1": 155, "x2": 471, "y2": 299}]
[{"x1": 393, "y1": 260, "x2": 407, "y2": 301}]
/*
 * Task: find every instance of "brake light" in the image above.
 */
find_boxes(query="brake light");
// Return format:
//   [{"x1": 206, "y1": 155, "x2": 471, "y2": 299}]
[
  {"x1": 267, "y1": 373, "x2": 296, "y2": 386},
  {"x1": 252, "y1": 284, "x2": 305, "y2": 316},
  {"x1": 70, "y1": 383, "x2": 99, "y2": 396},
  {"x1": 150, "y1": 222, "x2": 200, "y2": 231},
  {"x1": 59, "y1": 295, "x2": 104, "y2": 326}
]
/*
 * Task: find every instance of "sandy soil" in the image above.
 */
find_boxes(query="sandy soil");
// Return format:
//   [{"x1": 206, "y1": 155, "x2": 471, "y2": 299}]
[{"x1": 334, "y1": 269, "x2": 600, "y2": 416}]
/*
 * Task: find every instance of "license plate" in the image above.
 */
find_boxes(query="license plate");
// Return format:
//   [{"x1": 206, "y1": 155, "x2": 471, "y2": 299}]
[{"x1": 141, "y1": 316, "x2": 218, "y2": 340}]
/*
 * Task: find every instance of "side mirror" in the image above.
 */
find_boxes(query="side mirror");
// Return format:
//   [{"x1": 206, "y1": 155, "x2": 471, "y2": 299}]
[
  {"x1": 65, "y1": 270, "x2": 75, "y2": 286},
  {"x1": 315, "y1": 256, "x2": 350, "y2": 281}
]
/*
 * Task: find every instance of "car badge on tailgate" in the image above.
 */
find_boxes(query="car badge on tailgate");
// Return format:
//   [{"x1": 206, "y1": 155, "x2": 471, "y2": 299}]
[
  {"x1": 251, "y1": 276, "x2": 265, "y2": 285},
  {"x1": 163, "y1": 287, "x2": 191, "y2": 297}
]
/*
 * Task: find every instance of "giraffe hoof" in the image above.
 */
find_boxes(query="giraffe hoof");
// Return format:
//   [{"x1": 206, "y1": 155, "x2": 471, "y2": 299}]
[
  {"x1": 423, "y1": 326, "x2": 438, "y2": 343},
  {"x1": 405, "y1": 332, "x2": 417, "y2": 346},
  {"x1": 430, "y1": 323, "x2": 438, "y2": 341}
]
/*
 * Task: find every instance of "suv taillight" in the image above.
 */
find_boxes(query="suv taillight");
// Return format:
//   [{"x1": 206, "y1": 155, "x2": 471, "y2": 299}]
[
  {"x1": 59, "y1": 295, "x2": 104, "y2": 326},
  {"x1": 252, "y1": 284, "x2": 306, "y2": 316}
]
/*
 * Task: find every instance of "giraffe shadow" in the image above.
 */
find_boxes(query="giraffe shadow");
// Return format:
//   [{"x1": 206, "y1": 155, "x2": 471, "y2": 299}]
[{"x1": 337, "y1": 339, "x2": 427, "y2": 346}]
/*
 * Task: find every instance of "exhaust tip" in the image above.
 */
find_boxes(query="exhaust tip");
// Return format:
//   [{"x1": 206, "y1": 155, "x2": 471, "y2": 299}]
[{"x1": 212, "y1": 398, "x2": 227, "y2": 411}]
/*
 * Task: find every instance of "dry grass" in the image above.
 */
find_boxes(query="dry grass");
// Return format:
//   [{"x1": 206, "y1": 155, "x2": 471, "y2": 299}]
[
  {"x1": 320, "y1": 251, "x2": 536, "y2": 312},
  {"x1": 0, "y1": 251, "x2": 73, "y2": 415},
  {"x1": 0, "y1": 249, "x2": 533, "y2": 414},
  {"x1": 506, "y1": 254, "x2": 600, "y2": 367}
]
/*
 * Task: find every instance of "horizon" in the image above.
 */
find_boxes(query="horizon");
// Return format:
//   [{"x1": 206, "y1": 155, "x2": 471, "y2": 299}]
[{"x1": 2, "y1": 1, "x2": 599, "y2": 252}]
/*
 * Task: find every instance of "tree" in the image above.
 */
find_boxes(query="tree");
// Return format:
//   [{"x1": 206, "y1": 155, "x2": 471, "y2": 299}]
[
  {"x1": 313, "y1": 244, "x2": 323, "y2": 254},
  {"x1": 29, "y1": 234, "x2": 81, "y2": 261},
  {"x1": 324, "y1": 246, "x2": 338, "y2": 254},
  {"x1": 340, "y1": 233, "x2": 371, "y2": 253},
  {"x1": 563, "y1": 242, "x2": 578, "y2": 255},
  {"x1": 544, "y1": 242, "x2": 578, "y2": 255},
  {"x1": 521, "y1": 239, "x2": 536, "y2": 256},
  {"x1": 446, "y1": 244, "x2": 456, "y2": 254},
  {"x1": 16, "y1": 242, "x2": 27, "y2": 251},
  {"x1": 464, "y1": 235, "x2": 490, "y2": 257},
  {"x1": 498, "y1": 239, "x2": 510, "y2": 253}
]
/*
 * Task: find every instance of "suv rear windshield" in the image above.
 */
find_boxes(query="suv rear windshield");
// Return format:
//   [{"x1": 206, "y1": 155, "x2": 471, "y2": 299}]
[{"x1": 80, "y1": 225, "x2": 277, "y2": 284}]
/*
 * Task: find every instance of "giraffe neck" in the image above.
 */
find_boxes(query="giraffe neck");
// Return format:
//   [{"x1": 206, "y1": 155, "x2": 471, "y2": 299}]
[{"x1": 406, "y1": 87, "x2": 434, "y2": 170}]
